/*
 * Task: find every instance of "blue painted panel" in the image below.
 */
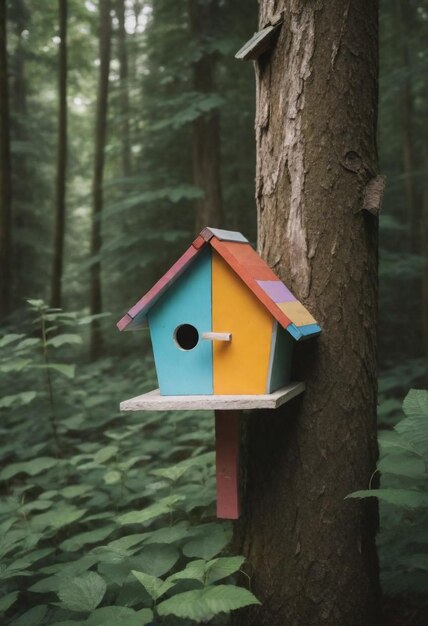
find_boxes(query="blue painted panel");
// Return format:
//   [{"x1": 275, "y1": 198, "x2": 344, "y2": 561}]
[
  {"x1": 267, "y1": 323, "x2": 293, "y2": 393},
  {"x1": 148, "y1": 248, "x2": 213, "y2": 395},
  {"x1": 299, "y1": 323, "x2": 322, "y2": 338},
  {"x1": 286, "y1": 323, "x2": 303, "y2": 341}
]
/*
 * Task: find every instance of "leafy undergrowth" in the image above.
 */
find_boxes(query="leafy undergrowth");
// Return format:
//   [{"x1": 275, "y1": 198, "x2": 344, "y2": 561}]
[
  {"x1": 349, "y1": 389, "x2": 428, "y2": 600},
  {"x1": 0, "y1": 302, "x2": 259, "y2": 625}
]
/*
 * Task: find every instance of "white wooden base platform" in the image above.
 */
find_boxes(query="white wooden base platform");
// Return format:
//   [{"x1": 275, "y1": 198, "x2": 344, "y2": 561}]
[{"x1": 120, "y1": 382, "x2": 305, "y2": 412}]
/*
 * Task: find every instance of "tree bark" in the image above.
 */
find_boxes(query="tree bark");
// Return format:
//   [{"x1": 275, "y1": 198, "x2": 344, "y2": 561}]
[
  {"x1": 116, "y1": 0, "x2": 131, "y2": 178},
  {"x1": 188, "y1": 0, "x2": 223, "y2": 232},
  {"x1": 0, "y1": 0, "x2": 12, "y2": 321},
  {"x1": 50, "y1": 0, "x2": 68, "y2": 309},
  {"x1": 233, "y1": 2, "x2": 380, "y2": 626},
  {"x1": 396, "y1": 0, "x2": 418, "y2": 252},
  {"x1": 89, "y1": 0, "x2": 111, "y2": 360}
]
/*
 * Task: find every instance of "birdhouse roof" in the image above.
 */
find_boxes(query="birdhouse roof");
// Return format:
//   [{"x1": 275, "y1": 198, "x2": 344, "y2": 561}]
[{"x1": 117, "y1": 227, "x2": 321, "y2": 341}]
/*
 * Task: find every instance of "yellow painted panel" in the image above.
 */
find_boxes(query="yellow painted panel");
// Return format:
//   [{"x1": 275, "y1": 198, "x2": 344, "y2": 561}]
[
  {"x1": 212, "y1": 251, "x2": 274, "y2": 394},
  {"x1": 277, "y1": 301, "x2": 316, "y2": 326}
]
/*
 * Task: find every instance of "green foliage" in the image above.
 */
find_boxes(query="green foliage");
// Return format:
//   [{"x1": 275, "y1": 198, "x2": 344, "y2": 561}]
[
  {"x1": 0, "y1": 304, "x2": 257, "y2": 624},
  {"x1": 349, "y1": 389, "x2": 428, "y2": 596}
]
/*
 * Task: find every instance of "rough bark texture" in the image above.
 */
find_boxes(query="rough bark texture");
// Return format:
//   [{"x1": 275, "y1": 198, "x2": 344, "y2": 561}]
[
  {"x1": 116, "y1": 0, "x2": 131, "y2": 178},
  {"x1": 89, "y1": 0, "x2": 111, "y2": 360},
  {"x1": 50, "y1": 0, "x2": 68, "y2": 309},
  {"x1": 233, "y1": 2, "x2": 380, "y2": 625},
  {"x1": 189, "y1": 0, "x2": 223, "y2": 231},
  {"x1": 0, "y1": 0, "x2": 12, "y2": 321}
]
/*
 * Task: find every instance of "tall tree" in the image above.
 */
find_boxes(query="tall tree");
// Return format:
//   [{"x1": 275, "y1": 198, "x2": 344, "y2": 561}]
[
  {"x1": 89, "y1": 0, "x2": 111, "y2": 359},
  {"x1": 189, "y1": 0, "x2": 223, "y2": 231},
  {"x1": 395, "y1": 0, "x2": 418, "y2": 252},
  {"x1": 234, "y1": 2, "x2": 380, "y2": 626},
  {"x1": 116, "y1": 0, "x2": 131, "y2": 178},
  {"x1": 50, "y1": 0, "x2": 68, "y2": 309},
  {"x1": 0, "y1": 0, "x2": 12, "y2": 321}
]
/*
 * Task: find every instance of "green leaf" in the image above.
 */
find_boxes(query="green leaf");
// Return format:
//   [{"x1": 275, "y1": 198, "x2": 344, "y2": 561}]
[
  {"x1": 134, "y1": 543, "x2": 179, "y2": 576},
  {"x1": 117, "y1": 495, "x2": 185, "y2": 526},
  {"x1": 94, "y1": 445, "x2": 118, "y2": 464},
  {"x1": 0, "y1": 391, "x2": 37, "y2": 409},
  {"x1": 78, "y1": 312, "x2": 112, "y2": 326},
  {"x1": 206, "y1": 556, "x2": 246, "y2": 584},
  {"x1": 26, "y1": 298, "x2": 46, "y2": 309},
  {"x1": 347, "y1": 489, "x2": 428, "y2": 508},
  {"x1": 157, "y1": 585, "x2": 260, "y2": 620},
  {"x1": 103, "y1": 470, "x2": 121, "y2": 484},
  {"x1": 85, "y1": 607, "x2": 152, "y2": 626},
  {"x1": 131, "y1": 570, "x2": 175, "y2": 601},
  {"x1": 31, "y1": 505, "x2": 87, "y2": 531},
  {"x1": 0, "y1": 333, "x2": 25, "y2": 348},
  {"x1": 0, "y1": 457, "x2": 58, "y2": 481},
  {"x1": 42, "y1": 363, "x2": 76, "y2": 379},
  {"x1": 62, "y1": 484, "x2": 93, "y2": 499},
  {"x1": 0, "y1": 358, "x2": 31, "y2": 373},
  {"x1": 0, "y1": 590, "x2": 19, "y2": 613},
  {"x1": 378, "y1": 454, "x2": 426, "y2": 478},
  {"x1": 143, "y1": 521, "x2": 189, "y2": 545},
  {"x1": 58, "y1": 572, "x2": 106, "y2": 613},
  {"x1": 183, "y1": 523, "x2": 231, "y2": 560},
  {"x1": 47, "y1": 333, "x2": 83, "y2": 348},
  {"x1": 9, "y1": 605, "x2": 47, "y2": 626},
  {"x1": 168, "y1": 559, "x2": 206, "y2": 584},
  {"x1": 59, "y1": 525, "x2": 115, "y2": 552}
]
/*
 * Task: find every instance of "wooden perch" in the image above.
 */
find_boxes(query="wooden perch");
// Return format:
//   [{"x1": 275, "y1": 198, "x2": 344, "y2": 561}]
[{"x1": 202, "y1": 332, "x2": 232, "y2": 342}]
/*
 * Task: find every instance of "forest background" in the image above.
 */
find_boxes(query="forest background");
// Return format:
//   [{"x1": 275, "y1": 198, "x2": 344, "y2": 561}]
[{"x1": 0, "y1": 1, "x2": 427, "y2": 625}]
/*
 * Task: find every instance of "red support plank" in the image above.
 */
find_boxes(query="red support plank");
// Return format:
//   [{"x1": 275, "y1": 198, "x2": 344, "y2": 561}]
[{"x1": 215, "y1": 410, "x2": 241, "y2": 519}]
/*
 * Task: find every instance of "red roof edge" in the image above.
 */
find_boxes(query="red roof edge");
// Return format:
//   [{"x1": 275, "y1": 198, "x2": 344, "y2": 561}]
[{"x1": 117, "y1": 240, "x2": 204, "y2": 331}]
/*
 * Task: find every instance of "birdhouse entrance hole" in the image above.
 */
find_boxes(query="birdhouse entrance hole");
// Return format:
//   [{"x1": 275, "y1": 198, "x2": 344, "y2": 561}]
[{"x1": 174, "y1": 324, "x2": 199, "y2": 350}]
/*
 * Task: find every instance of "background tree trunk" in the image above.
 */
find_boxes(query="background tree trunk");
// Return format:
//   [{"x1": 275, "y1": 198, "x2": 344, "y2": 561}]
[
  {"x1": 50, "y1": 0, "x2": 68, "y2": 309},
  {"x1": 116, "y1": 0, "x2": 131, "y2": 178},
  {"x1": 233, "y1": 2, "x2": 380, "y2": 625},
  {"x1": 395, "y1": 0, "x2": 417, "y2": 252},
  {"x1": 422, "y1": 92, "x2": 428, "y2": 357},
  {"x1": 0, "y1": 0, "x2": 12, "y2": 321},
  {"x1": 189, "y1": 0, "x2": 223, "y2": 231},
  {"x1": 89, "y1": 0, "x2": 111, "y2": 359}
]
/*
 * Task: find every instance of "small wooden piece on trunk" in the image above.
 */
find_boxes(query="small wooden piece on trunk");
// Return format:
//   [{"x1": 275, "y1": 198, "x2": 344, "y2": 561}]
[{"x1": 235, "y1": 22, "x2": 282, "y2": 61}]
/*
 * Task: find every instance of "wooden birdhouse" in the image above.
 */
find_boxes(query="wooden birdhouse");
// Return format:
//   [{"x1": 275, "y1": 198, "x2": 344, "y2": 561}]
[
  {"x1": 118, "y1": 227, "x2": 321, "y2": 519},
  {"x1": 117, "y1": 227, "x2": 320, "y2": 395}
]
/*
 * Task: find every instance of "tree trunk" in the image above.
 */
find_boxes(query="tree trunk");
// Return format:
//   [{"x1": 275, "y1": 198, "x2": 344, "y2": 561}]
[
  {"x1": 116, "y1": 0, "x2": 131, "y2": 178},
  {"x1": 9, "y1": 0, "x2": 28, "y2": 310},
  {"x1": 0, "y1": 0, "x2": 12, "y2": 321},
  {"x1": 188, "y1": 0, "x2": 223, "y2": 232},
  {"x1": 89, "y1": 0, "x2": 111, "y2": 360},
  {"x1": 233, "y1": 2, "x2": 380, "y2": 626},
  {"x1": 50, "y1": 0, "x2": 68, "y2": 309},
  {"x1": 396, "y1": 0, "x2": 418, "y2": 252},
  {"x1": 422, "y1": 94, "x2": 428, "y2": 357}
]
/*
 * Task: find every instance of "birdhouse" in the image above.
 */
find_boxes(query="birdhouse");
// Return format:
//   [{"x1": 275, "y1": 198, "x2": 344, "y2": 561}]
[
  {"x1": 117, "y1": 227, "x2": 320, "y2": 395},
  {"x1": 118, "y1": 227, "x2": 321, "y2": 519}
]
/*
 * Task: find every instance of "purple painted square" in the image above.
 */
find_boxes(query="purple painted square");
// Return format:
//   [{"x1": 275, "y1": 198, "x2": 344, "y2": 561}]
[{"x1": 257, "y1": 280, "x2": 296, "y2": 303}]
